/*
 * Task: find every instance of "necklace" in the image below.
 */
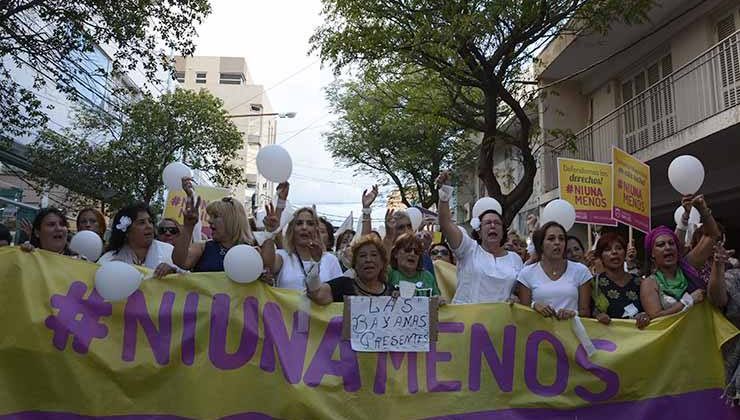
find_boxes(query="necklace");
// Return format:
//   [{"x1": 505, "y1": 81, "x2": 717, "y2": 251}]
[
  {"x1": 354, "y1": 278, "x2": 387, "y2": 296},
  {"x1": 219, "y1": 244, "x2": 228, "y2": 256},
  {"x1": 542, "y1": 260, "x2": 566, "y2": 277}
]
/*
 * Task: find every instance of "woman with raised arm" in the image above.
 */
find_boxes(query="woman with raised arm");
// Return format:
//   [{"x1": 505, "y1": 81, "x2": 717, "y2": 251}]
[
  {"x1": 517, "y1": 221, "x2": 593, "y2": 320},
  {"x1": 436, "y1": 171, "x2": 523, "y2": 304},
  {"x1": 172, "y1": 178, "x2": 273, "y2": 273},
  {"x1": 640, "y1": 195, "x2": 718, "y2": 318}
]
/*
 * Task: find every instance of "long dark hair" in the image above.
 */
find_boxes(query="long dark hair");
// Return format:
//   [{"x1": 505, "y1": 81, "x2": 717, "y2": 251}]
[
  {"x1": 30, "y1": 207, "x2": 68, "y2": 248},
  {"x1": 106, "y1": 203, "x2": 153, "y2": 254},
  {"x1": 471, "y1": 209, "x2": 507, "y2": 246},
  {"x1": 318, "y1": 217, "x2": 335, "y2": 252},
  {"x1": 533, "y1": 221, "x2": 567, "y2": 258}
]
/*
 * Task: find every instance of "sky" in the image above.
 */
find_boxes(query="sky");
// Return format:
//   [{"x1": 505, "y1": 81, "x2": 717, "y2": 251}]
[{"x1": 193, "y1": 0, "x2": 385, "y2": 227}]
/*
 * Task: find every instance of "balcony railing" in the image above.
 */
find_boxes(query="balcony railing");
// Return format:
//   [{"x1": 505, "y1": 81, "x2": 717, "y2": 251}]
[{"x1": 545, "y1": 28, "x2": 740, "y2": 191}]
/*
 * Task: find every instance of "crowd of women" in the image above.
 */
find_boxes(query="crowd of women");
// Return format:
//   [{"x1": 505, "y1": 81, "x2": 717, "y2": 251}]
[{"x1": 5, "y1": 172, "x2": 740, "y2": 403}]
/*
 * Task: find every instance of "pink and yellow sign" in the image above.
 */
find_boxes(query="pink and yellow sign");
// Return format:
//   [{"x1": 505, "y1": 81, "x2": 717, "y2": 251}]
[
  {"x1": 558, "y1": 158, "x2": 617, "y2": 226},
  {"x1": 163, "y1": 186, "x2": 231, "y2": 239},
  {"x1": 612, "y1": 147, "x2": 651, "y2": 232}
]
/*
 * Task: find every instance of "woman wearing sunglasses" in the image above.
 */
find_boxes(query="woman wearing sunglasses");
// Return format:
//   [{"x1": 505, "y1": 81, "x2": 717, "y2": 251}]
[
  {"x1": 430, "y1": 242, "x2": 455, "y2": 265},
  {"x1": 389, "y1": 232, "x2": 440, "y2": 297},
  {"x1": 156, "y1": 218, "x2": 180, "y2": 245}
]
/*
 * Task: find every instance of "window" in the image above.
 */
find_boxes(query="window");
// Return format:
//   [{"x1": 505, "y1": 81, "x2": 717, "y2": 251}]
[
  {"x1": 219, "y1": 73, "x2": 245, "y2": 85},
  {"x1": 175, "y1": 71, "x2": 185, "y2": 83},
  {"x1": 195, "y1": 72, "x2": 207, "y2": 84},
  {"x1": 620, "y1": 54, "x2": 674, "y2": 152},
  {"x1": 717, "y1": 13, "x2": 739, "y2": 108}
]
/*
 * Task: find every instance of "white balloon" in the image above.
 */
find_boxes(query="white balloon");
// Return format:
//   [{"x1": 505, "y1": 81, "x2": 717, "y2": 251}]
[
  {"x1": 673, "y1": 205, "x2": 701, "y2": 226},
  {"x1": 668, "y1": 155, "x2": 704, "y2": 195},
  {"x1": 94, "y1": 262, "x2": 143, "y2": 302},
  {"x1": 162, "y1": 162, "x2": 192, "y2": 191},
  {"x1": 254, "y1": 209, "x2": 266, "y2": 229},
  {"x1": 472, "y1": 197, "x2": 503, "y2": 219},
  {"x1": 224, "y1": 245, "x2": 264, "y2": 283},
  {"x1": 256, "y1": 145, "x2": 293, "y2": 183},
  {"x1": 406, "y1": 207, "x2": 423, "y2": 231},
  {"x1": 69, "y1": 230, "x2": 103, "y2": 262},
  {"x1": 542, "y1": 199, "x2": 576, "y2": 231}
]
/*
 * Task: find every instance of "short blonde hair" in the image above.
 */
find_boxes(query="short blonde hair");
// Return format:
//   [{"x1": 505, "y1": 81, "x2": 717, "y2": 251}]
[
  {"x1": 284, "y1": 207, "x2": 320, "y2": 254},
  {"x1": 205, "y1": 197, "x2": 253, "y2": 245}
]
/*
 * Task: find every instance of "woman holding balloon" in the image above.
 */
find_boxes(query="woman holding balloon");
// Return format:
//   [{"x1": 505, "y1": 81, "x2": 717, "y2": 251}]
[
  {"x1": 639, "y1": 194, "x2": 719, "y2": 318},
  {"x1": 435, "y1": 171, "x2": 523, "y2": 304}
]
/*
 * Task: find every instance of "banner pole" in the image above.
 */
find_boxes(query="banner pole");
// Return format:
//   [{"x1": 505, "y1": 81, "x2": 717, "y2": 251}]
[
  {"x1": 629, "y1": 226, "x2": 634, "y2": 245},
  {"x1": 587, "y1": 224, "x2": 593, "y2": 250}
]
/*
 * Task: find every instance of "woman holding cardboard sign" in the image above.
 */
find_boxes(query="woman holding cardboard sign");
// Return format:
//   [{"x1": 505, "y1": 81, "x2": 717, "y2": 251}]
[
  {"x1": 307, "y1": 235, "x2": 392, "y2": 304},
  {"x1": 435, "y1": 171, "x2": 523, "y2": 304}
]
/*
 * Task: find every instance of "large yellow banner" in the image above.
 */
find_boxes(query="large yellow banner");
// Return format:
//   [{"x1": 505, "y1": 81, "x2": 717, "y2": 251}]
[{"x1": 0, "y1": 248, "x2": 737, "y2": 420}]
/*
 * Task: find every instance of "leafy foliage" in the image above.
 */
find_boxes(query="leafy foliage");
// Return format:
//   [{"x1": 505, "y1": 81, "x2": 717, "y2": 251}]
[
  {"x1": 27, "y1": 89, "x2": 245, "y2": 210},
  {"x1": 325, "y1": 71, "x2": 476, "y2": 208},
  {"x1": 311, "y1": 0, "x2": 654, "y2": 222},
  {"x1": 0, "y1": 0, "x2": 211, "y2": 144}
]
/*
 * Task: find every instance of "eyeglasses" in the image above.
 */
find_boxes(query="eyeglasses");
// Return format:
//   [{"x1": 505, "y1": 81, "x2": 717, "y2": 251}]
[
  {"x1": 430, "y1": 249, "x2": 449, "y2": 257},
  {"x1": 401, "y1": 247, "x2": 421, "y2": 255},
  {"x1": 158, "y1": 227, "x2": 180, "y2": 235}
]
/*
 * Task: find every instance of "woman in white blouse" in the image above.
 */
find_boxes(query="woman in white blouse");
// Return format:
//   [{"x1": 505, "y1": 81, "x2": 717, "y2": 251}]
[
  {"x1": 99, "y1": 203, "x2": 179, "y2": 277},
  {"x1": 517, "y1": 221, "x2": 592, "y2": 319},
  {"x1": 436, "y1": 172, "x2": 523, "y2": 304}
]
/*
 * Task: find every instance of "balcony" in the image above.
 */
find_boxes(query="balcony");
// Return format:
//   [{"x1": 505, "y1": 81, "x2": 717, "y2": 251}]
[{"x1": 545, "y1": 28, "x2": 740, "y2": 191}]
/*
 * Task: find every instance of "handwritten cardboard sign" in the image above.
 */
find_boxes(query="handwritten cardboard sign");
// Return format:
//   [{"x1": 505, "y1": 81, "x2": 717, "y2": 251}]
[{"x1": 343, "y1": 296, "x2": 438, "y2": 353}]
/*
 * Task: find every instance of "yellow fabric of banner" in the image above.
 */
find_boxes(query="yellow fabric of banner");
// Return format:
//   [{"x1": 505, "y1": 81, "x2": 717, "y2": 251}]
[{"x1": 0, "y1": 248, "x2": 736, "y2": 420}]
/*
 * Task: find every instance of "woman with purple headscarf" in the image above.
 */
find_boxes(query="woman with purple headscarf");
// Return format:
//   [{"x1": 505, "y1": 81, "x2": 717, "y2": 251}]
[{"x1": 639, "y1": 195, "x2": 720, "y2": 319}]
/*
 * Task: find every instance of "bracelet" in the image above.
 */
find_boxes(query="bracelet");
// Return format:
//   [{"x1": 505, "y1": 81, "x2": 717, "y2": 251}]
[
  {"x1": 276, "y1": 198, "x2": 287, "y2": 209},
  {"x1": 362, "y1": 207, "x2": 372, "y2": 216},
  {"x1": 438, "y1": 185, "x2": 453, "y2": 202}
]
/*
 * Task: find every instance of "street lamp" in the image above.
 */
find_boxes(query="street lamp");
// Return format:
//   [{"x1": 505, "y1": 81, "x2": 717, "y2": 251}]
[{"x1": 228, "y1": 112, "x2": 297, "y2": 119}]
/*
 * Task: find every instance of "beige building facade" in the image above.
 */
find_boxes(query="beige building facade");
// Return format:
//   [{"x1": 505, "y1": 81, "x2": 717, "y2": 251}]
[{"x1": 174, "y1": 56, "x2": 278, "y2": 211}]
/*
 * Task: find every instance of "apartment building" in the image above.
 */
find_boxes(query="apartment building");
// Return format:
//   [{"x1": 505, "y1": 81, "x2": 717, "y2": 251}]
[
  {"x1": 174, "y1": 56, "x2": 278, "y2": 210},
  {"x1": 513, "y1": 0, "x2": 740, "y2": 246}
]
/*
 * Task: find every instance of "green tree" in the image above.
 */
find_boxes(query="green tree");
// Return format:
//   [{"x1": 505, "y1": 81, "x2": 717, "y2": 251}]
[
  {"x1": 28, "y1": 89, "x2": 245, "y2": 210},
  {"x1": 311, "y1": 0, "x2": 653, "y2": 223},
  {"x1": 0, "y1": 0, "x2": 211, "y2": 144},
  {"x1": 325, "y1": 72, "x2": 475, "y2": 208}
]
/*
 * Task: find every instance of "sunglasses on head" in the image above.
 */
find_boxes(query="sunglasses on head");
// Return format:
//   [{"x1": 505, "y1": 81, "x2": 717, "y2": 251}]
[
  {"x1": 431, "y1": 249, "x2": 449, "y2": 257},
  {"x1": 158, "y1": 227, "x2": 180, "y2": 235}
]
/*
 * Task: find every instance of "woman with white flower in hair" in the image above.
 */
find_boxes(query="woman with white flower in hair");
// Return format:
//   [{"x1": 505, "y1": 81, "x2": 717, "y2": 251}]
[
  {"x1": 435, "y1": 171, "x2": 524, "y2": 304},
  {"x1": 99, "y1": 202, "x2": 179, "y2": 278}
]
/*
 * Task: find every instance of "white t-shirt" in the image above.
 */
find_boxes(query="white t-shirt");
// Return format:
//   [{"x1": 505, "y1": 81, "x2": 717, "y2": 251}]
[
  {"x1": 275, "y1": 249, "x2": 343, "y2": 291},
  {"x1": 517, "y1": 261, "x2": 592, "y2": 312},
  {"x1": 452, "y1": 228, "x2": 524, "y2": 304}
]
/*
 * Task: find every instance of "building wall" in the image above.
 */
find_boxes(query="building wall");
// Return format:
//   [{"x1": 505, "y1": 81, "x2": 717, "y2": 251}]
[{"x1": 174, "y1": 56, "x2": 277, "y2": 209}]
